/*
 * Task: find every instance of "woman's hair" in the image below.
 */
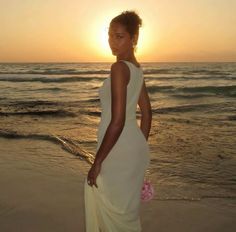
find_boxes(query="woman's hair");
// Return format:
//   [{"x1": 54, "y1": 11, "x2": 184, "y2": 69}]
[{"x1": 110, "y1": 10, "x2": 142, "y2": 39}]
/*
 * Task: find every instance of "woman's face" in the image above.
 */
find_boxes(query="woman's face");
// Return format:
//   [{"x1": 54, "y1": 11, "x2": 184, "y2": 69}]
[{"x1": 108, "y1": 22, "x2": 134, "y2": 56}]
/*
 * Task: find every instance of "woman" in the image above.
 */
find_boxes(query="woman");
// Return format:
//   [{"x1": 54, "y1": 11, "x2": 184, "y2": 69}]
[{"x1": 84, "y1": 10, "x2": 152, "y2": 232}]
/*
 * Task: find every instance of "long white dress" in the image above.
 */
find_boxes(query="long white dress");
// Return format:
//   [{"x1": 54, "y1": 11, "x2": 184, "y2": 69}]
[{"x1": 84, "y1": 60, "x2": 150, "y2": 232}]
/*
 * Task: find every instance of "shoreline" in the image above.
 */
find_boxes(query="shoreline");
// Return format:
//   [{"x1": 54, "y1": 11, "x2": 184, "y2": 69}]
[{"x1": 0, "y1": 137, "x2": 235, "y2": 232}]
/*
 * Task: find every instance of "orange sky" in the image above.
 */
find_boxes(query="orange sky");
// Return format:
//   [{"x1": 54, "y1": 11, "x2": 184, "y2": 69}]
[{"x1": 0, "y1": 0, "x2": 235, "y2": 62}]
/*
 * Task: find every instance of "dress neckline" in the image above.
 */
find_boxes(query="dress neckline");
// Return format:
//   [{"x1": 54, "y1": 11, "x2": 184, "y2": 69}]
[{"x1": 119, "y1": 60, "x2": 141, "y2": 69}]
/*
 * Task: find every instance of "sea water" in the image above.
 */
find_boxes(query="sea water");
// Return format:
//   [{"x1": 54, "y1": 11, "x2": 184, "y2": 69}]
[{"x1": 0, "y1": 62, "x2": 235, "y2": 203}]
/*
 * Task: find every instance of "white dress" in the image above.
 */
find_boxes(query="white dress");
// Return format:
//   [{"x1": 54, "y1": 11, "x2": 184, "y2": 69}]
[{"x1": 84, "y1": 60, "x2": 150, "y2": 232}]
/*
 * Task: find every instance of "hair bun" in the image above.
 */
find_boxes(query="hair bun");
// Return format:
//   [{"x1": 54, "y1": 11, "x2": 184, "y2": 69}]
[
  {"x1": 122, "y1": 10, "x2": 142, "y2": 28},
  {"x1": 110, "y1": 10, "x2": 142, "y2": 38}
]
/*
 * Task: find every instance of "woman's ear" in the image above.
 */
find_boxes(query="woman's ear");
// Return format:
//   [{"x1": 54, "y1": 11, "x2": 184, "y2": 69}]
[{"x1": 132, "y1": 33, "x2": 139, "y2": 46}]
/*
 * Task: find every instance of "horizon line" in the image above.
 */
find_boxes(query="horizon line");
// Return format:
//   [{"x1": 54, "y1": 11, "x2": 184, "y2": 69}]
[{"x1": 0, "y1": 61, "x2": 236, "y2": 64}]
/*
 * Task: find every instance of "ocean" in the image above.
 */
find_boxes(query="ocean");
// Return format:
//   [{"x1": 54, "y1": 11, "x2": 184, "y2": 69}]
[{"x1": 0, "y1": 62, "x2": 235, "y2": 205}]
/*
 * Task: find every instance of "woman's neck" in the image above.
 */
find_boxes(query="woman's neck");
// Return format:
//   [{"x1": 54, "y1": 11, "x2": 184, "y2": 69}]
[{"x1": 116, "y1": 56, "x2": 137, "y2": 64}]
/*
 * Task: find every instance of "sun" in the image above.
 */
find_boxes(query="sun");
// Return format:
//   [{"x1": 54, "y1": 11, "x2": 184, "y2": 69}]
[
  {"x1": 88, "y1": 17, "x2": 112, "y2": 60},
  {"x1": 99, "y1": 24, "x2": 111, "y2": 57}
]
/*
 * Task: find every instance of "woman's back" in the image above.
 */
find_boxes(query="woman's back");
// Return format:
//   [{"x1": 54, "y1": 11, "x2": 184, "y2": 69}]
[
  {"x1": 98, "y1": 60, "x2": 145, "y2": 139},
  {"x1": 84, "y1": 59, "x2": 150, "y2": 231}
]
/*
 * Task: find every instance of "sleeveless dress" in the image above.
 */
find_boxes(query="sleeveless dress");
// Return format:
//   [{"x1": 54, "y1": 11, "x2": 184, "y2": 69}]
[{"x1": 84, "y1": 60, "x2": 150, "y2": 232}]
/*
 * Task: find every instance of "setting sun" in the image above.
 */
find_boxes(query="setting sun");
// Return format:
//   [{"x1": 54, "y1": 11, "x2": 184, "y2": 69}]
[
  {"x1": 0, "y1": 0, "x2": 235, "y2": 62},
  {"x1": 93, "y1": 20, "x2": 111, "y2": 59}
]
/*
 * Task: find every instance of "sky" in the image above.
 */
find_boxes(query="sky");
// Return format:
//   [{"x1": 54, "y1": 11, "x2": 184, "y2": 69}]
[{"x1": 0, "y1": 0, "x2": 235, "y2": 62}]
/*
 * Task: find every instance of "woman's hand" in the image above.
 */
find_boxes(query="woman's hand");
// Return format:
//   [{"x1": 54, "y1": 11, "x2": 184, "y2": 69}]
[{"x1": 87, "y1": 162, "x2": 101, "y2": 188}]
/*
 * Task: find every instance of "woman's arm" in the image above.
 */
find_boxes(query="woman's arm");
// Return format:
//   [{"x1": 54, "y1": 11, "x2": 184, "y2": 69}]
[
  {"x1": 93, "y1": 61, "x2": 130, "y2": 165},
  {"x1": 138, "y1": 80, "x2": 152, "y2": 141}
]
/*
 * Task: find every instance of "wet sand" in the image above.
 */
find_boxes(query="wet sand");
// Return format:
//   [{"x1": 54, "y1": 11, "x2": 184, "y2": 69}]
[
  {"x1": 0, "y1": 138, "x2": 235, "y2": 232},
  {"x1": 0, "y1": 182, "x2": 235, "y2": 232}
]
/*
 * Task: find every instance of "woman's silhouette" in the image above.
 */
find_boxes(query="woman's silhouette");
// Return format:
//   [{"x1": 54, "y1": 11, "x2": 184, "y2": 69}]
[{"x1": 84, "y1": 10, "x2": 152, "y2": 231}]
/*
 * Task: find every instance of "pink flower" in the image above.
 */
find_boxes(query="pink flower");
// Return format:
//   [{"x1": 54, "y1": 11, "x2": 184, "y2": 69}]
[{"x1": 141, "y1": 180, "x2": 154, "y2": 202}]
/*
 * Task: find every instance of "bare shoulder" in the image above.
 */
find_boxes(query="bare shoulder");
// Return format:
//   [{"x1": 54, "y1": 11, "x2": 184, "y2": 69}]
[
  {"x1": 110, "y1": 61, "x2": 130, "y2": 84},
  {"x1": 110, "y1": 61, "x2": 129, "y2": 75}
]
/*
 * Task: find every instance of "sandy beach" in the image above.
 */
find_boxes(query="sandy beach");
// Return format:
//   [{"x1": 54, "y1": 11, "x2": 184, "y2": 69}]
[
  {"x1": 0, "y1": 138, "x2": 235, "y2": 232},
  {"x1": 1, "y1": 179, "x2": 235, "y2": 232},
  {"x1": 0, "y1": 176, "x2": 235, "y2": 232}
]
